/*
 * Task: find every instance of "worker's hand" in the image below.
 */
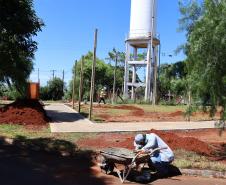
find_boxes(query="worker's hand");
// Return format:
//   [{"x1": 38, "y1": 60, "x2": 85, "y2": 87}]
[
  {"x1": 134, "y1": 149, "x2": 143, "y2": 152},
  {"x1": 138, "y1": 149, "x2": 147, "y2": 155}
]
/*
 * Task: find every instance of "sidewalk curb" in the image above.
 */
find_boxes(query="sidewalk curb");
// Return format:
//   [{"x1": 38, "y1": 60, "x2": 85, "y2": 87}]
[{"x1": 180, "y1": 169, "x2": 226, "y2": 179}]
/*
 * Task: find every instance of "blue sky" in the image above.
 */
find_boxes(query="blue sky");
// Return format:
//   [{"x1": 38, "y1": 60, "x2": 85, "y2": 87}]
[{"x1": 30, "y1": 0, "x2": 186, "y2": 86}]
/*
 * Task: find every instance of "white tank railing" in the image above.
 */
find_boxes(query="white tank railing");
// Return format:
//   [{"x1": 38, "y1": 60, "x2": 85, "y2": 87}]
[{"x1": 127, "y1": 30, "x2": 160, "y2": 39}]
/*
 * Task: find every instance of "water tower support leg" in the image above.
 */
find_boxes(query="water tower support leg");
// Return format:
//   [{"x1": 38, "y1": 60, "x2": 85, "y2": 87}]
[
  {"x1": 145, "y1": 42, "x2": 152, "y2": 102},
  {"x1": 152, "y1": 46, "x2": 158, "y2": 105},
  {"x1": 131, "y1": 47, "x2": 137, "y2": 100}
]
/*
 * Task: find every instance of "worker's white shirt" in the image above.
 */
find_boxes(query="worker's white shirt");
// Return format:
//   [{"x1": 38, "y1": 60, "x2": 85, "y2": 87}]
[{"x1": 134, "y1": 133, "x2": 174, "y2": 162}]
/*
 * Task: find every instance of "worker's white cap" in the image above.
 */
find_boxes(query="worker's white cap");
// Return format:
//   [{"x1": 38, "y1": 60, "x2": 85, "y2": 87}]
[{"x1": 135, "y1": 134, "x2": 144, "y2": 144}]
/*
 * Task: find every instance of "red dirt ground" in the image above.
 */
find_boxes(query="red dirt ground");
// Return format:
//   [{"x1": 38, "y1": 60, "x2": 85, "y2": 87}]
[
  {"x1": 92, "y1": 104, "x2": 217, "y2": 122},
  {"x1": 0, "y1": 99, "x2": 49, "y2": 125},
  {"x1": 77, "y1": 129, "x2": 226, "y2": 160}
]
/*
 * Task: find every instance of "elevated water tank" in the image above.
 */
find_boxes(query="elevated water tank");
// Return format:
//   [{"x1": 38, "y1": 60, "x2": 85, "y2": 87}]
[{"x1": 129, "y1": 0, "x2": 157, "y2": 39}]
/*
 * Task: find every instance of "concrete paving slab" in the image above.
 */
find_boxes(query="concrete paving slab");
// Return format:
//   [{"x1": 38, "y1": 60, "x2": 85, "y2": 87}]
[
  {"x1": 45, "y1": 103, "x2": 93, "y2": 130},
  {"x1": 45, "y1": 103, "x2": 216, "y2": 133}
]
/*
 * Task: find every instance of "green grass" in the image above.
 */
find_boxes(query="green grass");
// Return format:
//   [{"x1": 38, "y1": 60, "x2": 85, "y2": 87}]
[
  {"x1": 0, "y1": 124, "x2": 99, "y2": 155},
  {"x1": 173, "y1": 149, "x2": 226, "y2": 172},
  {"x1": 105, "y1": 108, "x2": 131, "y2": 115},
  {"x1": 0, "y1": 124, "x2": 96, "y2": 143},
  {"x1": 135, "y1": 104, "x2": 187, "y2": 113}
]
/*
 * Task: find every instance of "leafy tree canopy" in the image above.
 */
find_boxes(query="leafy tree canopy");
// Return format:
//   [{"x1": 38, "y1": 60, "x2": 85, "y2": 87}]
[
  {"x1": 158, "y1": 61, "x2": 187, "y2": 98},
  {"x1": 179, "y1": 0, "x2": 226, "y2": 119},
  {"x1": 68, "y1": 51, "x2": 124, "y2": 101},
  {"x1": 40, "y1": 78, "x2": 65, "y2": 100},
  {"x1": 107, "y1": 48, "x2": 125, "y2": 67},
  {"x1": 0, "y1": 0, "x2": 44, "y2": 95}
]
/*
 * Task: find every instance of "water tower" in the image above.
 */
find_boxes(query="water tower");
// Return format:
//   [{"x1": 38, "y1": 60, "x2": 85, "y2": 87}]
[{"x1": 123, "y1": 0, "x2": 160, "y2": 103}]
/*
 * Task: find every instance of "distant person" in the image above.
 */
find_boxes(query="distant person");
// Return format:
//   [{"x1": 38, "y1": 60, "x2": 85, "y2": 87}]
[
  {"x1": 134, "y1": 133, "x2": 174, "y2": 178},
  {"x1": 98, "y1": 87, "x2": 107, "y2": 104}
]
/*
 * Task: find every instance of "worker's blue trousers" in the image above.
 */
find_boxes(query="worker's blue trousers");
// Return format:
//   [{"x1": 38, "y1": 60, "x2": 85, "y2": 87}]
[{"x1": 150, "y1": 153, "x2": 171, "y2": 176}]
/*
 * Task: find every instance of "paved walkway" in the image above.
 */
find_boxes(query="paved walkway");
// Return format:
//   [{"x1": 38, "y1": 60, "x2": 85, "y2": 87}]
[{"x1": 45, "y1": 103, "x2": 216, "y2": 133}]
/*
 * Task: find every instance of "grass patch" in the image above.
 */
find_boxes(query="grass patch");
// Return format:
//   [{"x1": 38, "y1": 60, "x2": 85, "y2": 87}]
[
  {"x1": 136, "y1": 104, "x2": 187, "y2": 113},
  {"x1": 0, "y1": 124, "x2": 96, "y2": 143},
  {"x1": 105, "y1": 108, "x2": 131, "y2": 116},
  {"x1": 173, "y1": 149, "x2": 226, "y2": 172},
  {"x1": 0, "y1": 124, "x2": 98, "y2": 155}
]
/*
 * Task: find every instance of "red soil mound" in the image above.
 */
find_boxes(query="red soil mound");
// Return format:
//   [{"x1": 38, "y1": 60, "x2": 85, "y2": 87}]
[
  {"x1": 95, "y1": 105, "x2": 145, "y2": 122},
  {"x1": 149, "y1": 130, "x2": 212, "y2": 155},
  {"x1": 168, "y1": 111, "x2": 183, "y2": 117},
  {"x1": 78, "y1": 130, "x2": 213, "y2": 156},
  {"x1": 94, "y1": 104, "x2": 142, "y2": 111},
  {"x1": 0, "y1": 99, "x2": 49, "y2": 125}
]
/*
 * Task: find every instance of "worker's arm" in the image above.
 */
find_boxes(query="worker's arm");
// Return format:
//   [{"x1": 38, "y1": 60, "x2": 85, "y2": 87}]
[
  {"x1": 142, "y1": 135, "x2": 157, "y2": 151},
  {"x1": 134, "y1": 141, "x2": 142, "y2": 150}
]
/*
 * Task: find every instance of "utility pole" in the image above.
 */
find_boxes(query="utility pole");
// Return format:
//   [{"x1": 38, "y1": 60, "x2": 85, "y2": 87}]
[
  {"x1": 62, "y1": 70, "x2": 64, "y2": 83},
  {"x1": 112, "y1": 53, "x2": 118, "y2": 104},
  {"x1": 62, "y1": 70, "x2": 65, "y2": 99},
  {"x1": 51, "y1": 70, "x2": 56, "y2": 79},
  {"x1": 78, "y1": 56, "x2": 84, "y2": 113},
  {"x1": 158, "y1": 40, "x2": 161, "y2": 80},
  {"x1": 72, "y1": 61, "x2": 77, "y2": 109},
  {"x1": 89, "y1": 29, "x2": 98, "y2": 120}
]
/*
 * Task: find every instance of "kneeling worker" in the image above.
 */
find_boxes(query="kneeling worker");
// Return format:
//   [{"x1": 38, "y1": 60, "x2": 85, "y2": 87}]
[{"x1": 134, "y1": 133, "x2": 174, "y2": 178}]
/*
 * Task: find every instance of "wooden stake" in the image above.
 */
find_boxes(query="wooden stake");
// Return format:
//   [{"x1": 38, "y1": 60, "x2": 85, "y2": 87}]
[
  {"x1": 72, "y1": 60, "x2": 77, "y2": 109},
  {"x1": 78, "y1": 56, "x2": 84, "y2": 113},
  {"x1": 112, "y1": 53, "x2": 118, "y2": 104},
  {"x1": 89, "y1": 29, "x2": 98, "y2": 120}
]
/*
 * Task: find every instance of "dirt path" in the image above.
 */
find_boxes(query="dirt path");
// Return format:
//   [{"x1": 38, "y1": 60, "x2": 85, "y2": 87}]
[{"x1": 95, "y1": 166, "x2": 226, "y2": 185}]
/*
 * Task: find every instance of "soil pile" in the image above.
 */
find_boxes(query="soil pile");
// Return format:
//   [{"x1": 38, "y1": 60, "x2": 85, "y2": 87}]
[
  {"x1": 150, "y1": 130, "x2": 212, "y2": 155},
  {"x1": 0, "y1": 99, "x2": 49, "y2": 125},
  {"x1": 78, "y1": 130, "x2": 213, "y2": 156},
  {"x1": 121, "y1": 129, "x2": 213, "y2": 156},
  {"x1": 95, "y1": 105, "x2": 145, "y2": 122},
  {"x1": 94, "y1": 104, "x2": 187, "y2": 122}
]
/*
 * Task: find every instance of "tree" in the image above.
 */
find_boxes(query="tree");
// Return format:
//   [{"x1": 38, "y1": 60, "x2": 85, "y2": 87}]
[
  {"x1": 107, "y1": 48, "x2": 125, "y2": 103},
  {"x1": 0, "y1": 83, "x2": 21, "y2": 100},
  {"x1": 0, "y1": 83, "x2": 6, "y2": 97},
  {"x1": 47, "y1": 78, "x2": 65, "y2": 100},
  {"x1": 0, "y1": 0, "x2": 44, "y2": 95},
  {"x1": 179, "y1": 0, "x2": 226, "y2": 121},
  {"x1": 40, "y1": 78, "x2": 65, "y2": 101},
  {"x1": 39, "y1": 86, "x2": 50, "y2": 100},
  {"x1": 68, "y1": 52, "x2": 120, "y2": 102},
  {"x1": 158, "y1": 61, "x2": 187, "y2": 102}
]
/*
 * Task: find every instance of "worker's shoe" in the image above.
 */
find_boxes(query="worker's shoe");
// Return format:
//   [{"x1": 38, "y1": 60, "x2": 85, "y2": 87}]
[
  {"x1": 135, "y1": 170, "x2": 151, "y2": 183},
  {"x1": 154, "y1": 171, "x2": 169, "y2": 179}
]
